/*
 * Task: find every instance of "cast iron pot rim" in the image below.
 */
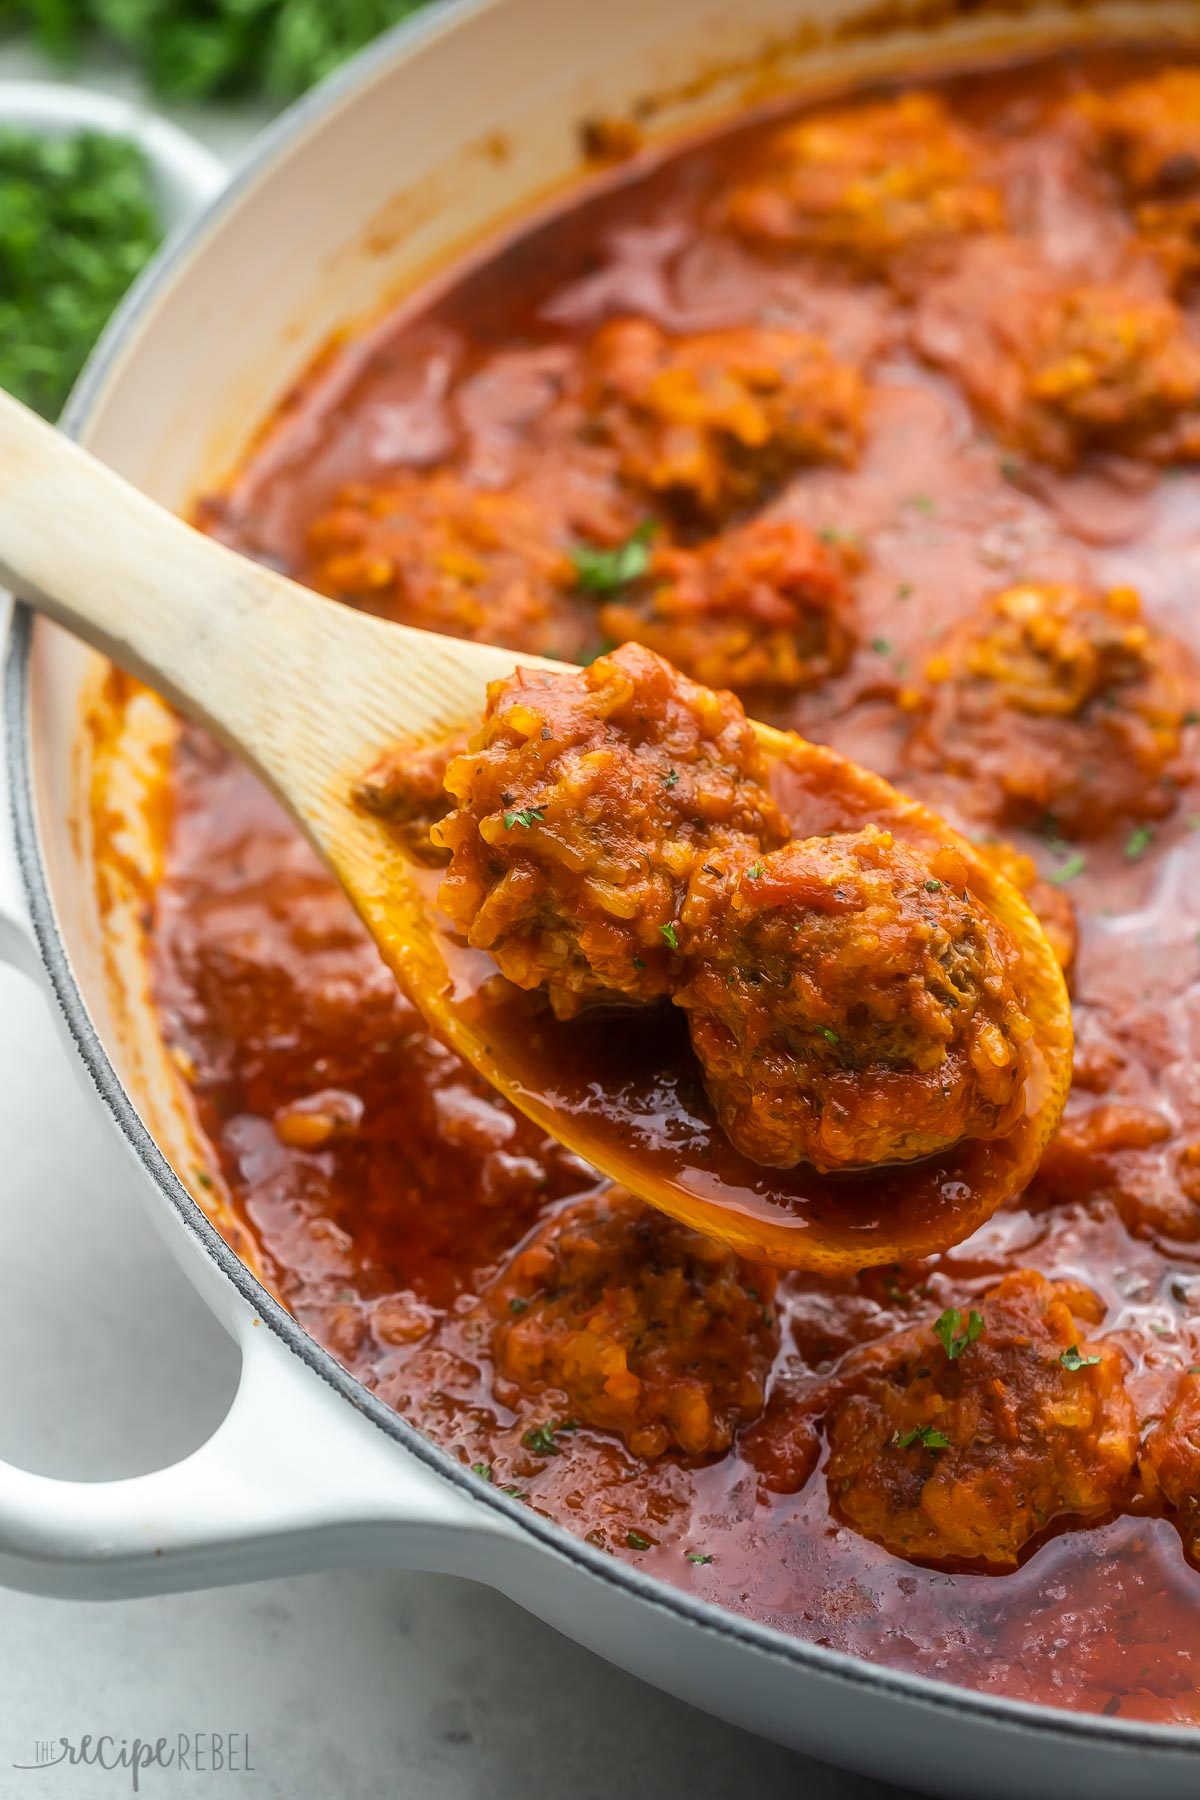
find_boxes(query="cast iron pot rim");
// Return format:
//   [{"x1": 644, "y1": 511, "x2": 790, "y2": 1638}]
[{"x1": 5, "y1": 0, "x2": 1197, "y2": 1760}]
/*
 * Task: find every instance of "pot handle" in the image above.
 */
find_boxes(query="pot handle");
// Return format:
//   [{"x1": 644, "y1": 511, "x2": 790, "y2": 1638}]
[{"x1": 0, "y1": 1303, "x2": 516, "y2": 1599}]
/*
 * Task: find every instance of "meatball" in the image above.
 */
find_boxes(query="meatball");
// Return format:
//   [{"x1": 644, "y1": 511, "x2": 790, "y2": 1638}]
[
  {"x1": 1141, "y1": 1369, "x2": 1200, "y2": 1559},
  {"x1": 673, "y1": 825, "x2": 1035, "y2": 1173},
  {"x1": 825, "y1": 1270, "x2": 1138, "y2": 1567},
  {"x1": 353, "y1": 735, "x2": 464, "y2": 866},
  {"x1": 582, "y1": 318, "x2": 865, "y2": 521},
  {"x1": 488, "y1": 1185, "x2": 778, "y2": 1457},
  {"x1": 1081, "y1": 70, "x2": 1200, "y2": 291},
  {"x1": 304, "y1": 469, "x2": 592, "y2": 660},
  {"x1": 907, "y1": 581, "x2": 1194, "y2": 838},
  {"x1": 916, "y1": 253, "x2": 1200, "y2": 467},
  {"x1": 980, "y1": 839, "x2": 1078, "y2": 984},
  {"x1": 433, "y1": 642, "x2": 788, "y2": 1019},
  {"x1": 723, "y1": 91, "x2": 1005, "y2": 274},
  {"x1": 596, "y1": 516, "x2": 858, "y2": 697}
]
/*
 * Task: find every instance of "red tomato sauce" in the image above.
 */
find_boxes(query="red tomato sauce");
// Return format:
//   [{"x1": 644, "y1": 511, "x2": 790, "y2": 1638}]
[{"x1": 141, "y1": 42, "x2": 1200, "y2": 1721}]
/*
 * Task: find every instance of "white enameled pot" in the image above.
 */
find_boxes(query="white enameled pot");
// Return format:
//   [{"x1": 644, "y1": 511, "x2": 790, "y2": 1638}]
[{"x1": 3, "y1": 8, "x2": 1200, "y2": 1794}]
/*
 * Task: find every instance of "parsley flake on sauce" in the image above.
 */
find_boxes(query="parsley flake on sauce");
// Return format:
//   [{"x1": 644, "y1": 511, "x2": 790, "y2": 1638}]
[
  {"x1": 471, "y1": 1462, "x2": 492, "y2": 1481},
  {"x1": 522, "y1": 1421, "x2": 567, "y2": 1456},
  {"x1": 934, "y1": 1307, "x2": 984, "y2": 1361},
  {"x1": 1124, "y1": 824, "x2": 1155, "y2": 861},
  {"x1": 503, "y1": 806, "x2": 545, "y2": 830},
  {"x1": 893, "y1": 1425, "x2": 951, "y2": 1451},
  {"x1": 686, "y1": 1550, "x2": 714, "y2": 1564},
  {"x1": 626, "y1": 1530, "x2": 653, "y2": 1550},
  {"x1": 1048, "y1": 852, "x2": 1086, "y2": 886},
  {"x1": 571, "y1": 521, "x2": 657, "y2": 592},
  {"x1": 1060, "y1": 1345, "x2": 1102, "y2": 1371},
  {"x1": 659, "y1": 922, "x2": 679, "y2": 949}
]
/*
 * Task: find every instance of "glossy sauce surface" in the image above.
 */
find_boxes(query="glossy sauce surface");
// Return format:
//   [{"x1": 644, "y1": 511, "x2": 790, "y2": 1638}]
[{"x1": 138, "y1": 43, "x2": 1200, "y2": 1721}]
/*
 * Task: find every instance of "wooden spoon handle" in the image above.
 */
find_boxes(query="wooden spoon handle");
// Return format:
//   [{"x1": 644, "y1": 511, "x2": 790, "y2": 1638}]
[{"x1": 0, "y1": 386, "x2": 529, "y2": 813}]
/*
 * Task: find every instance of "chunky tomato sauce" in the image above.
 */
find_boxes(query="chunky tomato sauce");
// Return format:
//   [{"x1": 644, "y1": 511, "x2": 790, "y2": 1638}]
[{"x1": 129, "y1": 42, "x2": 1200, "y2": 1720}]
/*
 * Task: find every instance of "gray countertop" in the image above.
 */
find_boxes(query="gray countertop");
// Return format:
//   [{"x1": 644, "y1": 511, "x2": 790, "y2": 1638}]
[{"x1": 0, "y1": 40, "x2": 904, "y2": 1798}]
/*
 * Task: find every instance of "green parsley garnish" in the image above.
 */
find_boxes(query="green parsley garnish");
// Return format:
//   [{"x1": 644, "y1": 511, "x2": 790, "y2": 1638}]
[
  {"x1": 663, "y1": 768, "x2": 680, "y2": 788},
  {"x1": 821, "y1": 1026, "x2": 840, "y2": 1044},
  {"x1": 1124, "y1": 824, "x2": 1155, "y2": 861},
  {"x1": 572, "y1": 521, "x2": 657, "y2": 592},
  {"x1": 685, "y1": 1550, "x2": 714, "y2": 1564},
  {"x1": 934, "y1": 1307, "x2": 984, "y2": 1361},
  {"x1": 508, "y1": 1297, "x2": 529, "y2": 1314},
  {"x1": 471, "y1": 1462, "x2": 492, "y2": 1481},
  {"x1": 1048, "y1": 852, "x2": 1086, "y2": 885},
  {"x1": 893, "y1": 1425, "x2": 951, "y2": 1451},
  {"x1": 0, "y1": 129, "x2": 162, "y2": 419},
  {"x1": 626, "y1": 1530, "x2": 653, "y2": 1550},
  {"x1": 924, "y1": 878, "x2": 942, "y2": 893},
  {"x1": 1060, "y1": 1345, "x2": 1102, "y2": 1371},
  {"x1": 871, "y1": 637, "x2": 893, "y2": 656},
  {"x1": 193, "y1": 1167, "x2": 214, "y2": 1191},
  {"x1": 659, "y1": 922, "x2": 679, "y2": 949},
  {"x1": 503, "y1": 806, "x2": 545, "y2": 830},
  {"x1": 13, "y1": 0, "x2": 435, "y2": 103},
  {"x1": 746, "y1": 862, "x2": 764, "y2": 880},
  {"x1": 522, "y1": 1419, "x2": 576, "y2": 1456}
]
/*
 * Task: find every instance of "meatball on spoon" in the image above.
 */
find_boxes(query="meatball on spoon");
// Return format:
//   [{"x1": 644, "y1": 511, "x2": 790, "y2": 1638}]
[{"x1": 0, "y1": 390, "x2": 1071, "y2": 1270}]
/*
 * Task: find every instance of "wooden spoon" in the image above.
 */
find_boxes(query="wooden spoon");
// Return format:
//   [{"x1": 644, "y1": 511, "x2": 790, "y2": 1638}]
[{"x1": 0, "y1": 389, "x2": 1073, "y2": 1271}]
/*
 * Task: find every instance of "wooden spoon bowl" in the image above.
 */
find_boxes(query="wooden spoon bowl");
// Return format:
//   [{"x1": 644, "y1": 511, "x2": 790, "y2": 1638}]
[{"x1": 0, "y1": 389, "x2": 1072, "y2": 1272}]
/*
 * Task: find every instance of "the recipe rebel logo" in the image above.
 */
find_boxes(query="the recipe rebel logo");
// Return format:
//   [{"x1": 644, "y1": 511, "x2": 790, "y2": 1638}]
[{"x1": 12, "y1": 1734, "x2": 254, "y2": 1790}]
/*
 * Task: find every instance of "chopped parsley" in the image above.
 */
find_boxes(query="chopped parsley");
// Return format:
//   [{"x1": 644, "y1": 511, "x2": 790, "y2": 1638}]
[
  {"x1": 924, "y1": 878, "x2": 942, "y2": 893},
  {"x1": 503, "y1": 806, "x2": 545, "y2": 830},
  {"x1": 1060, "y1": 1345, "x2": 1102, "y2": 1371},
  {"x1": 821, "y1": 1026, "x2": 840, "y2": 1044},
  {"x1": 632, "y1": 955, "x2": 645, "y2": 971},
  {"x1": 1124, "y1": 824, "x2": 1155, "y2": 862},
  {"x1": 626, "y1": 1529, "x2": 653, "y2": 1550},
  {"x1": 508, "y1": 1297, "x2": 529, "y2": 1315},
  {"x1": 685, "y1": 1550, "x2": 714, "y2": 1564},
  {"x1": 571, "y1": 521, "x2": 657, "y2": 592},
  {"x1": 659, "y1": 922, "x2": 679, "y2": 949},
  {"x1": 893, "y1": 1425, "x2": 951, "y2": 1451},
  {"x1": 1048, "y1": 852, "x2": 1086, "y2": 886},
  {"x1": 471, "y1": 1462, "x2": 492, "y2": 1481},
  {"x1": 871, "y1": 637, "x2": 893, "y2": 656},
  {"x1": 14, "y1": 1, "x2": 436, "y2": 102},
  {"x1": 934, "y1": 1306, "x2": 984, "y2": 1361},
  {"x1": 522, "y1": 1419, "x2": 577, "y2": 1456},
  {"x1": 663, "y1": 768, "x2": 680, "y2": 788},
  {"x1": 893, "y1": 1425, "x2": 951, "y2": 1452},
  {"x1": 746, "y1": 862, "x2": 764, "y2": 880},
  {"x1": 0, "y1": 129, "x2": 162, "y2": 419}
]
